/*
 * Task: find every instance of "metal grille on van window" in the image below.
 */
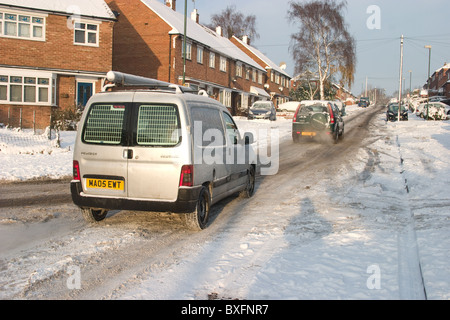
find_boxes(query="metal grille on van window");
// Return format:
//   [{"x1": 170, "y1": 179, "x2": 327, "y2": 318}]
[
  {"x1": 137, "y1": 105, "x2": 179, "y2": 146},
  {"x1": 83, "y1": 105, "x2": 125, "y2": 144}
]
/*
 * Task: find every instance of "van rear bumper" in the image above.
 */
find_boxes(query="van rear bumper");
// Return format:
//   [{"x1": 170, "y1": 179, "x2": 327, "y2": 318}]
[{"x1": 71, "y1": 181, "x2": 200, "y2": 213}]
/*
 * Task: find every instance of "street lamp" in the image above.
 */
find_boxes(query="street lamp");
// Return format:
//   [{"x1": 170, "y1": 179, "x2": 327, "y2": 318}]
[{"x1": 425, "y1": 45, "x2": 432, "y2": 120}]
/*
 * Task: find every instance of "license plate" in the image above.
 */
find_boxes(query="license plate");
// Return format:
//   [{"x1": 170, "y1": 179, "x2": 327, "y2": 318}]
[
  {"x1": 302, "y1": 132, "x2": 316, "y2": 136},
  {"x1": 86, "y1": 178, "x2": 124, "y2": 191}
]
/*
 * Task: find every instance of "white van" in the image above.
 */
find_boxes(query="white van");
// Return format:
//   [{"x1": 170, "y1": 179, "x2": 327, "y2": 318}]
[{"x1": 71, "y1": 72, "x2": 256, "y2": 230}]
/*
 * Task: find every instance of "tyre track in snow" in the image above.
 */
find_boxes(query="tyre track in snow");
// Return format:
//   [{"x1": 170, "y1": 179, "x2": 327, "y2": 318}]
[
  {"x1": 0, "y1": 179, "x2": 71, "y2": 208},
  {"x1": 395, "y1": 135, "x2": 427, "y2": 300}
]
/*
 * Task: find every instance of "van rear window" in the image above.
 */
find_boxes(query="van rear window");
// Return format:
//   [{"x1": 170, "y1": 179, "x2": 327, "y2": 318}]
[
  {"x1": 83, "y1": 104, "x2": 126, "y2": 145},
  {"x1": 136, "y1": 105, "x2": 180, "y2": 146}
]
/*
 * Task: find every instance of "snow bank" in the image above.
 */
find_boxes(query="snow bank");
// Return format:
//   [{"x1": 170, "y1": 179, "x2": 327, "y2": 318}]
[{"x1": 0, "y1": 128, "x2": 74, "y2": 181}]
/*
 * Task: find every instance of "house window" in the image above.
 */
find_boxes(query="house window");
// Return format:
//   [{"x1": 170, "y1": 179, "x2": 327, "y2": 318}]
[
  {"x1": 209, "y1": 52, "x2": 215, "y2": 68},
  {"x1": 197, "y1": 46, "x2": 203, "y2": 64},
  {"x1": 258, "y1": 71, "x2": 263, "y2": 84},
  {"x1": 182, "y1": 41, "x2": 192, "y2": 60},
  {"x1": 0, "y1": 72, "x2": 52, "y2": 104},
  {"x1": 236, "y1": 63, "x2": 243, "y2": 78},
  {"x1": 252, "y1": 69, "x2": 256, "y2": 82},
  {"x1": 220, "y1": 56, "x2": 227, "y2": 72},
  {"x1": 74, "y1": 22, "x2": 99, "y2": 46},
  {"x1": 246, "y1": 67, "x2": 250, "y2": 80},
  {"x1": 219, "y1": 90, "x2": 232, "y2": 107},
  {"x1": 0, "y1": 11, "x2": 45, "y2": 41}
]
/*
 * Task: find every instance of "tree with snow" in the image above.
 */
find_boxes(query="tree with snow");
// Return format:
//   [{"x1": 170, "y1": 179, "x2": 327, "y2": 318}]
[{"x1": 288, "y1": 0, "x2": 356, "y2": 100}]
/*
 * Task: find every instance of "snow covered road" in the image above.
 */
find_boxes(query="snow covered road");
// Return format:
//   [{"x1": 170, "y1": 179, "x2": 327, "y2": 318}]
[{"x1": 0, "y1": 105, "x2": 449, "y2": 300}]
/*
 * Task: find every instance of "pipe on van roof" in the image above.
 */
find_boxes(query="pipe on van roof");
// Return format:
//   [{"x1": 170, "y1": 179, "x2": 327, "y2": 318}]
[{"x1": 106, "y1": 71, "x2": 173, "y2": 87}]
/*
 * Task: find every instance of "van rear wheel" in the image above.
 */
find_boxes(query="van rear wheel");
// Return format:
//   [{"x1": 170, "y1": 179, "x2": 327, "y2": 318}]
[
  {"x1": 82, "y1": 208, "x2": 108, "y2": 223},
  {"x1": 185, "y1": 186, "x2": 210, "y2": 230}
]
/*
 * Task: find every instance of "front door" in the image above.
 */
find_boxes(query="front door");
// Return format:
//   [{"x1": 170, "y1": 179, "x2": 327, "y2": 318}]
[{"x1": 77, "y1": 82, "x2": 93, "y2": 108}]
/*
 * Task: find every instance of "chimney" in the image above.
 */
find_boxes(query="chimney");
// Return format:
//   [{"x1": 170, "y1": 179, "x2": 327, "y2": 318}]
[
  {"x1": 191, "y1": 9, "x2": 199, "y2": 23},
  {"x1": 216, "y1": 26, "x2": 222, "y2": 37},
  {"x1": 165, "y1": 0, "x2": 176, "y2": 11},
  {"x1": 242, "y1": 35, "x2": 250, "y2": 45}
]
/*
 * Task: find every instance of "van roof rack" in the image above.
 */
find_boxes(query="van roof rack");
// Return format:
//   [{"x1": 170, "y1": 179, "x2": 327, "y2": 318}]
[{"x1": 103, "y1": 71, "x2": 198, "y2": 95}]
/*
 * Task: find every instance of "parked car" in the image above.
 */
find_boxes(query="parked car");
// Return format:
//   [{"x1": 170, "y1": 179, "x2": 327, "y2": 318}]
[
  {"x1": 416, "y1": 102, "x2": 427, "y2": 117},
  {"x1": 386, "y1": 103, "x2": 408, "y2": 121},
  {"x1": 417, "y1": 102, "x2": 450, "y2": 120},
  {"x1": 248, "y1": 101, "x2": 277, "y2": 121},
  {"x1": 292, "y1": 100, "x2": 344, "y2": 143},
  {"x1": 429, "y1": 96, "x2": 447, "y2": 102},
  {"x1": 439, "y1": 98, "x2": 450, "y2": 107},
  {"x1": 278, "y1": 101, "x2": 301, "y2": 113},
  {"x1": 433, "y1": 102, "x2": 450, "y2": 119},
  {"x1": 71, "y1": 71, "x2": 256, "y2": 230}
]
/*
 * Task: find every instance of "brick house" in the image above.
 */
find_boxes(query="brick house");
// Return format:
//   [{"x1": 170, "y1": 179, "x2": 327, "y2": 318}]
[
  {"x1": 230, "y1": 35, "x2": 291, "y2": 108},
  {"x1": 0, "y1": 0, "x2": 115, "y2": 130},
  {"x1": 425, "y1": 62, "x2": 450, "y2": 98},
  {"x1": 105, "y1": 0, "x2": 269, "y2": 115},
  {"x1": 332, "y1": 83, "x2": 356, "y2": 105}
]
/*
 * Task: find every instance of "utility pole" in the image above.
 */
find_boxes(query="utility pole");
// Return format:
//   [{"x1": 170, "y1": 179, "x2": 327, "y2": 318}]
[
  {"x1": 365, "y1": 76, "x2": 368, "y2": 97},
  {"x1": 425, "y1": 45, "x2": 432, "y2": 120},
  {"x1": 409, "y1": 70, "x2": 412, "y2": 96},
  {"x1": 183, "y1": 0, "x2": 187, "y2": 85},
  {"x1": 398, "y1": 35, "x2": 404, "y2": 121}
]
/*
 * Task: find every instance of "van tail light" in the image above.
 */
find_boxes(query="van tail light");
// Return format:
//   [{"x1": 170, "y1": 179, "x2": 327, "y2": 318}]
[
  {"x1": 179, "y1": 165, "x2": 194, "y2": 187},
  {"x1": 73, "y1": 160, "x2": 81, "y2": 181}
]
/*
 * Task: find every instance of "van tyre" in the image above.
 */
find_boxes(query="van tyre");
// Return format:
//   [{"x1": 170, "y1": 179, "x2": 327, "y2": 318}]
[
  {"x1": 185, "y1": 186, "x2": 210, "y2": 230},
  {"x1": 82, "y1": 208, "x2": 108, "y2": 223}
]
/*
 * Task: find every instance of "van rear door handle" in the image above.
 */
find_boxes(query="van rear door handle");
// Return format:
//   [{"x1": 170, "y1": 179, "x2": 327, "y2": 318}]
[{"x1": 123, "y1": 149, "x2": 133, "y2": 159}]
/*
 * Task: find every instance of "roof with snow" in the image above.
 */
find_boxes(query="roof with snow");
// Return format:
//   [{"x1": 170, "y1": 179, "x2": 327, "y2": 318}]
[
  {"x1": 0, "y1": 0, "x2": 116, "y2": 20},
  {"x1": 232, "y1": 35, "x2": 291, "y2": 78},
  {"x1": 140, "y1": 0, "x2": 265, "y2": 72}
]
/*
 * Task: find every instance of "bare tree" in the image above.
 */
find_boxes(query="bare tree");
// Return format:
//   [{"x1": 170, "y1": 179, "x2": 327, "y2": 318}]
[
  {"x1": 207, "y1": 5, "x2": 259, "y2": 40},
  {"x1": 288, "y1": 0, "x2": 356, "y2": 100}
]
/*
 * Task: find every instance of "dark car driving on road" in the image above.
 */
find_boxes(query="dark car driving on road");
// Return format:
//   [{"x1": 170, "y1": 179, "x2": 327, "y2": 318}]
[
  {"x1": 292, "y1": 100, "x2": 345, "y2": 144},
  {"x1": 358, "y1": 97, "x2": 370, "y2": 108}
]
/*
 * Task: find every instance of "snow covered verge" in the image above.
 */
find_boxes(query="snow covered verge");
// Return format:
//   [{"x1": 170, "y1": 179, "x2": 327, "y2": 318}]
[
  {"x1": 0, "y1": 106, "x2": 449, "y2": 300},
  {"x1": 0, "y1": 127, "x2": 75, "y2": 181}
]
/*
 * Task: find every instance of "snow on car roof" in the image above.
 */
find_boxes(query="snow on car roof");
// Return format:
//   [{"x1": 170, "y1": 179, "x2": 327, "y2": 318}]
[
  {"x1": 0, "y1": 0, "x2": 116, "y2": 20},
  {"x1": 140, "y1": 0, "x2": 266, "y2": 73}
]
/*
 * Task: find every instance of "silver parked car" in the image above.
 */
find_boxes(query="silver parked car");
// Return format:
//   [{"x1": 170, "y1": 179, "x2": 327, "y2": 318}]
[
  {"x1": 248, "y1": 101, "x2": 277, "y2": 121},
  {"x1": 71, "y1": 71, "x2": 256, "y2": 230}
]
